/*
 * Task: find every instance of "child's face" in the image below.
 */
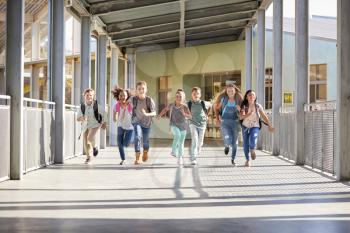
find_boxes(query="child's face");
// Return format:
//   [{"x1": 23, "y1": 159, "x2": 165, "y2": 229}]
[
  {"x1": 191, "y1": 90, "x2": 201, "y2": 101},
  {"x1": 247, "y1": 91, "x2": 256, "y2": 102},
  {"x1": 84, "y1": 91, "x2": 94, "y2": 103},
  {"x1": 226, "y1": 87, "x2": 236, "y2": 98},
  {"x1": 119, "y1": 91, "x2": 127, "y2": 102},
  {"x1": 175, "y1": 92, "x2": 185, "y2": 103},
  {"x1": 137, "y1": 84, "x2": 147, "y2": 96}
]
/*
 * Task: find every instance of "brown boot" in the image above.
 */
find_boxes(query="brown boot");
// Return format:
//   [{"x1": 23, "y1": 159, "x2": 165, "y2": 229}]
[
  {"x1": 142, "y1": 150, "x2": 149, "y2": 162},
  {"x1": 134, "y1": 152, "x2": 141, "y2": 165}
]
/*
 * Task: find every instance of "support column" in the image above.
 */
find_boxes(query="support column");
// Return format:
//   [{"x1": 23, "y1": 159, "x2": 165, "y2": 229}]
[
  {"x1": 126, "y1": 48, "x2": 136, "y2": 89},
  {"x1": 336, "y1": 0, "x2": 350, "y2": 180},
  {"x1": 73, "y1": 59, "x2": 81, "y2": 105},
  {"x1": 245, "y1": 26, "x2": 252, "y2": 91},
  {"x1": 272, "y1": 0, "x2": 283, "y2": 156},
  {"x1": 80, "y1": 16, "x2": 91, "y2": 98},
  {"x1": 31, "y1": 65, "x2": 40, "y2": 99},
  {"x1": 31, "y1": 21, "x2": 40, "y2": 61},
  {"x1": 0, "y1": 68, "x2": 5, "y2": 95},
  {"x1": 97, "y1": 35, "x2": 107, "y2": 149},
  {"x1": 109, "y1": 48, "x2": 118, "y2": 146},
  {"x1": 295, "y1": 0, "x2": 309, "y2": 165},
  {"x1": 6, "y1": 0, "x2": 24, "y2": 180},
  {"x1": 257, "y1": 9, "x2": 266, "y2": 149},
  {"x1": 50, "y1": 0, "x2": 65, "y2": 164}
]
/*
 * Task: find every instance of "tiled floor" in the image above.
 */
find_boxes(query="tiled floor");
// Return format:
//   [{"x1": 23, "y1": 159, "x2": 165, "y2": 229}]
[{"x1": 0, "y1": 143, "x2": 349, "y2": 233}]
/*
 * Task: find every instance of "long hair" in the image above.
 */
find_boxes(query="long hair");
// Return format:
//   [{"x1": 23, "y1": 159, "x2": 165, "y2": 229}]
[
  {"x1": 111, "y1": 86, "x2": 131, "y2": 101},
  {"x1": 214, "y1": 83, "x2": 243, "y2": 105},
  {"x1": 175, "y1": 88, "x2": 186, "y2": 104},
  {"x1": 241, "y1": 90, "x2": 257, "y2": 109}
]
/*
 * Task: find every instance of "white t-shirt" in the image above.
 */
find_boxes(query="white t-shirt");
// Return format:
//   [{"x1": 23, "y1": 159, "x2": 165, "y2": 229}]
[
  {"x1": 242, "y1": 103, "x2": 263, "y2": 128},
  {"x1": 115, "y1": 102, "x2": 133, "y2": 130}
]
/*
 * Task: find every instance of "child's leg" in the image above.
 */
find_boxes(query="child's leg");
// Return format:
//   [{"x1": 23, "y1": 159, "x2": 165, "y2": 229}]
[
  {"x1": 171, "y1": 126, "x2": 181, "y2": 156},
  {"x1": 87, "y1": 127, "x2": 99, "y2": 157},
  {"x1": 123, "y1": 129, "x2": 133, "y2": 147},
  {"x1": 242, "y1": 126, "x2": 250, "y2": 161},
  {"x1": 133, "y1": 124, "x2": 142, "y2": 153},
  {"x1": 197, "y1": 127, "x2": 206, "y2": 155},
  {"x1": 178, "y1": 129, "x2": 187, "y2": 157},
  {"x1": 221, "y1": 122, "x2": 232, "y2": 148},
  {"x1": 189, "y1": 124, "x2": 199, "y2": 161},
  {"x1": 83, "y1": 129, "x2": 89, "y2": 156},
  {"x1": 249, "y1": 127, "x2": 260, "y2": 150},
  {"x1": 117, "y1": 127, "x2": 126, "y2": 161},
  {"x1": 141, "y1": 126, "x2": 151, "y2": 151},
  {"x1": 230, "y1": 124, "x2": 239, "y2": 160}
]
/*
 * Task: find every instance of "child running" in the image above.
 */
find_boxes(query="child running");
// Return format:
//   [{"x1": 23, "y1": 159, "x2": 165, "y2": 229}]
[
  {"x1": 130, "y1": 81, "x2": 156, "y2": 165},
  {"x1": 157, "y1": 89, "x2": 192, "y2": 166},
  {"x1": 214, "y1": 83, "x2": 243, "y2": 166},
  {"x1": 240, "y1": 90, "x2": 274, "y2": 166},
  {"x1": 77, "y1": 89, "x2": 106, "y2": 165},
  {"x1": 187, "y1": 87, "x2": 211, "y2": 165},
  {"x1": 111, "y1": 87, "x2": 133, "y2": 165}
]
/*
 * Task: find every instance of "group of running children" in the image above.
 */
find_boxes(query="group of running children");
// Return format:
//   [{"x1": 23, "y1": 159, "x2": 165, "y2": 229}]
[{"x1": 77, "y1": 81, "x2": 274, "y2": 167}]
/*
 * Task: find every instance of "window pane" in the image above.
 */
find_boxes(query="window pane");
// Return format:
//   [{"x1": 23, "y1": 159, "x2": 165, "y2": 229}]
[
  {"x1": 317, "y1": 84, "x2": 327, "y2": 101},
  {"x1": 318, "y1": 64, "x2": 327, "y2": 81},
  {"x1": 310, "y1": 84, "x2": 316, "y2": 103},
  {"x1": 159, "y1": 76, "x2": 168, "y2": 90},
  {"x1": 310, "y1": 65, "x2": 317, "y2": 81}
]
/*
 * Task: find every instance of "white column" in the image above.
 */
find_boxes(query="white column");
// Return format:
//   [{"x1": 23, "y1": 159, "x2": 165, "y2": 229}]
[
  {"x1": 336, "y1": 0, "x2": 350, "y2": 180},
  {"x1": 80, "y1": 16, "x2": 91, "y2": 98},
  {"x1": 257, "y1": 9, "x2": 266, "y2": 150},
  {"x1": 50, "y1": 0, "x2": 65, "y2": 164},
  {"x1": 97, "y1": 35, "x2": 107, "y2": 149},
  {"x1": 31, "y1": 21, "x2": 40, "y2": 61},
  {"x1": 126, "y1": 48, "x2": 136, "y2": 89},
  {"x1": 245, "y1": 26, "x2": 252, "y2": 91},
  {"x1": 6, "y1": 0, "x2": 24, "y2": 180},
  {"x1": 31, "y1": 65, "x2": 40, "y2": 99},
  {"x1": 272, "y1": 0, "x2": 283, "y2": 156},
  {"x1": 73, "y1": 59, "x2": 81, "y2": 105},
  {"x1": 0, "y1": 68, "x2": 5, "y2": 95},
  {"x1": 294, "y1": 0, "x2": 309, "y2": 165},
  {"x1": 109, "y1": 48, "x2": 118, "y2": 146}
]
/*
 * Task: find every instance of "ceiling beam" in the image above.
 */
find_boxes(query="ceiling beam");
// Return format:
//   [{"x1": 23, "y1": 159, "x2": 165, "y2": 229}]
[
  {"x1": 89, "y1": 0, "x2": 179, "y2": 16},
  {"x1": 179, "y1": 0, "x2": 185, "y2": 48},
  {"x1": 186, "y1": 35, "x2": 239, "y2": 47},
  {"x1": 118, "y1": 36, "x2": 179, "y2": 47}
]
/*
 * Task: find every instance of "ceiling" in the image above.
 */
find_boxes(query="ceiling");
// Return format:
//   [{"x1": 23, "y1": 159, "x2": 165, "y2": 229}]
[{"x1": 82, "y1": 0, "x2": 262, "y2": 52}]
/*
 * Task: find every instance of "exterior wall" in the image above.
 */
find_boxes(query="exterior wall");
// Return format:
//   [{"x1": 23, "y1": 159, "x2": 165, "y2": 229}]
[{"x1": 136, "y1": 41, "x2": 246, "y2": 138}]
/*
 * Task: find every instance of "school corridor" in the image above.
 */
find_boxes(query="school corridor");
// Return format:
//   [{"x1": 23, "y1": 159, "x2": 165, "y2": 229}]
[{"x1": 0, "y1": 145, "x2": 349, "y2": 233}]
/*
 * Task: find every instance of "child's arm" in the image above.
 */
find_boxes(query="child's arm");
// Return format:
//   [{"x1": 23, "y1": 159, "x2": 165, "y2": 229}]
[
  {"x1": 182, "y1": 106, "x2": 192, "y2": 119},
  {"x1": 259, "y1": 108, "x2": 274, "y2": 132},
  {"x1": 156, "y1": 106, "x2": 169, "y2": 120},
  {"x1": 77, "y1": 107, "x2": 86, "y2": 122},
  {"x1": 113, "y1": 110, "x2": 118, "y2": 122},
  {"x1": 142, "y1": 97, "x2": 157, "y2": 117}
]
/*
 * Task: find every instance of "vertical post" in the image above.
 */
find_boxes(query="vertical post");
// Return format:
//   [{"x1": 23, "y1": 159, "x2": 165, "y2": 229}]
[
  {"x1": 6, "y1": 0, "x2": 24, "y2": 180},
  {"x1": 295, "y1": 0, "x2": 309, "y2": 165},
  {"x1": 97, "y1": 35, "x2": 107, "y2": 149},
  {"x1": 80, "y1": 16, "x2": 91, "y2": 98},
  {"x1": 31, "y1": 21, "x2": 40, "y2": 61},
  {"x1": 31, "y1": 65, "x2": 40, "y2": 99},
  {"x1": 126, "y1": 48, "x2": 136, "y2": 89},
  {"x1": 257, "y1": 9, "x2": 266, "y2": 149},
  {"x1": 73, "y1": 59, "x2": 81, "y2": 105},
  {"x1": 50, "y1": 0, "x2": 65, "y2": 164},
  {"x1": 336, "y1": 0, "x2": 350, "y2": 180},
  {"x1": 0, "y1": 68, "x2": 5, "y2": 95},
  {"x1": 245, "y1": 26, "x2": 252, "y2": 91},
  {"x1": 272, "y1": 0, "x2": 283, "y2": 156},
  {"x1": 109, "y1": 47, "x2": 119, "y2": 146}
]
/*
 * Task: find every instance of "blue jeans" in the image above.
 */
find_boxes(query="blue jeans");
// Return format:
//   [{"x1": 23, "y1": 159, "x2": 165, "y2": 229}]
[
  {"x1": 221, "y1": 119, "x2": 240, "y2": 159},
  {"x1": 242, "y1": 126, "x2": 260, "y2": 161},
  {"x1": 117, "y1": 127, "x2": 133, "y2": 160},
  {"x1": 189, "y1": 124, "x2": 206, "y2": 161},
  {"x1": 170, "y1": 126, "x2": 187, "y2": 157},
  {"x1": 133, "y1": 123, "x2": 151, "y2": 153}
]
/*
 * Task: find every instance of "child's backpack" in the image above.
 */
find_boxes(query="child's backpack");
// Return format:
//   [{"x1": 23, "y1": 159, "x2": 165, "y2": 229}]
[
  {"x1": 80, "y1": 100, "x2": 102, "y2": 124},
  {"x1": 187, "y1": 100, "x2": 208, "y2": 115},
  {"x1": 115, "y1": 102, "x2": 133, "y2": 114},
  {"x1": 240, "y1": 103, "x2": 267, "y2": 129}
]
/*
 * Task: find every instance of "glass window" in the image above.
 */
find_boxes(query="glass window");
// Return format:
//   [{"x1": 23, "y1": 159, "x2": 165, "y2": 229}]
[
  {"x1": 309, "y1": 64, "x2": 327, "y2": 102},
  {"x1": 158, "y1": 76, "x2": 171, "y2": 118}
]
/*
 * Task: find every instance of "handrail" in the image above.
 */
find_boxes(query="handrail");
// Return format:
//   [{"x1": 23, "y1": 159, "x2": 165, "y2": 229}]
[
  {"x1": 23, "y1": 98, "x2": 55, "y2": 109},
  {"x1": 0, "y1": 95, "x2": 10, "y2": 106},
  {"x1": 279, "y1": 106, "x2": 295, "y2": 114},
  {"x1": 304, "y1": 101, "x2": 336, "y2": 112},
  {"x1": 23, "y1": 98, "x2": 56, "y2": 105},
  {"x1": 65, "y1": 104, "x2": 79, "y2": 110},
  {"x1": 0, "y1": 95, "x2": 11, "y2": 100}
]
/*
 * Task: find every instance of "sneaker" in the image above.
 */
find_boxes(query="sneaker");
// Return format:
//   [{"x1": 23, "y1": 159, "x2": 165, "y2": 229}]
[
  {"x1": 245, "y1": 160, "x2": 251, "y2": 167},
  {"x1": 170, "y1": 153, "x2": 176, "y2": 158},
  {"x1": 178, "y1": 157, "x2": 184, "y2": 166},
  {"x1": 119, "y1": 160, "x2": 125, "y2": 165},
  {"x1": 191, "y1": 160, "x2": 197, "y2": 165},
  {"x1": 231, "y1": 159, "x2": 236, "y2": 166},
  {"x1": 250, "y1": 149, "x2": 256, "y2": 160},
  {"x1": 224, "y1": 146, "x2": 229, "y2": 155},
  {"x1": 85, "y1": 156, "x2": 91, "y2": 165},
  {"x1": 93, "y1": 147, "x2": 99, "y2": 157}
]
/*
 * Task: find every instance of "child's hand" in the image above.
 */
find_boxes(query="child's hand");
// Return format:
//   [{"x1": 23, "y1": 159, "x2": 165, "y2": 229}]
[
  {"x1": 268, "y1": 125, "x2": 275, "y2": 133},
  {"x1": 141, "y1": 109, "x2": 147, "y2": 115},
  {"x1": 236, "y1": 105, "x2": 241, "y2": 112},
  {"x1": 101, "y1": 122, "x2": 107, "y2": 129},
  {"x1": 78, "y1": 116, "x2": 87, "y2": 122}
]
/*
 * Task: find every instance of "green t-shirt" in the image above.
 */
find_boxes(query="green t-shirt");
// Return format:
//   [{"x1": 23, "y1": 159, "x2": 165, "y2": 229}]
[{"x1": 188, "y1": 100, "x2": 211, "y2": 128}]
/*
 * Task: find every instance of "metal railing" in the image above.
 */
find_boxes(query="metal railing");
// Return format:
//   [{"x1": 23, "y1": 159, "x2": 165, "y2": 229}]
[
  {"x1": 0, "y1": 95, "x2": 10, "y2": 181},
  {"x1": 259, "y1": 109, "x2": 273, "y2": 152},
  {"x1": 258, "y1": 101, "x2": 336, "y2": 175},
  {"x1": 65, "y1": 104, "x2": 83, "y2": 159}
]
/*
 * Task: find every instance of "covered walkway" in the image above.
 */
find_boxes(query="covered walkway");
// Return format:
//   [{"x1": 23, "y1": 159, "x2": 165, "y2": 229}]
[{"x1": 0, "y1": 145, "x2": 349, "y2": 233}]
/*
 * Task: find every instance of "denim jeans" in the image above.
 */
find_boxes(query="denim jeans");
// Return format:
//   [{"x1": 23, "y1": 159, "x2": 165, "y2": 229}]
[
  {"x1": 117, "y1": 127, "x2": 133, "y2": 160},
  {"x1": 189, "y1": 124, "x2": 206, "y2": 161},
  {"x1": 170, "y1": 126, "x2": 187, "y2": 157},
  {"x1": 242, "y1": 126, "x2": 260, "y2": 161},
  {"x1": 220, "y1": 119, "x2": 240, "y2": 160},
  {"x1": 133, "y1": 123, "x2": 151, "y2": 153}
]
